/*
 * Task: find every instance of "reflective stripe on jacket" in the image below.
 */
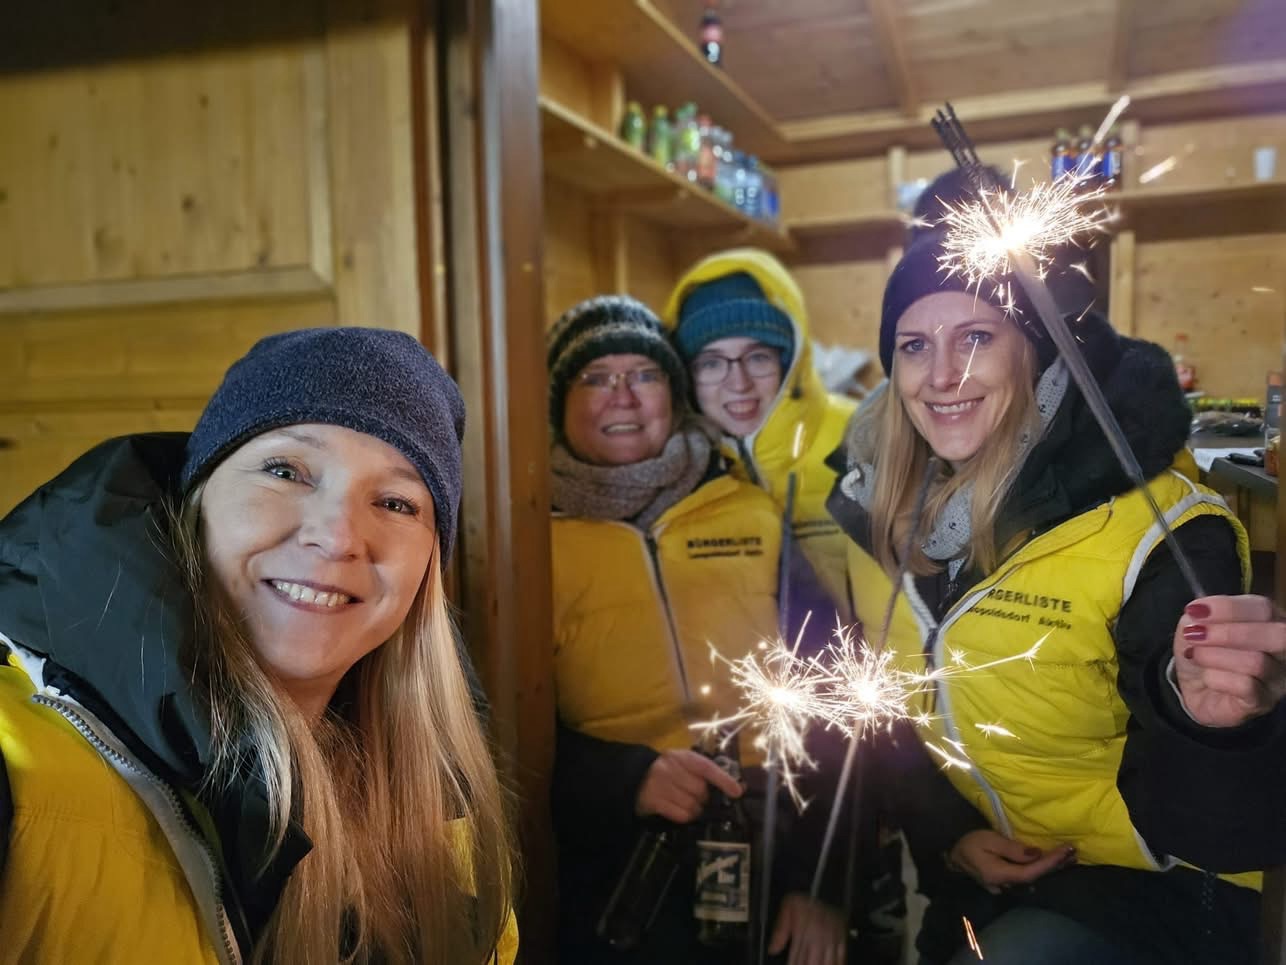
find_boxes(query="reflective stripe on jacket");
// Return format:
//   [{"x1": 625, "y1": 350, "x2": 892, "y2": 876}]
[{"x1": 847, "y1": 470, "x2": 1259, "y2": 889}]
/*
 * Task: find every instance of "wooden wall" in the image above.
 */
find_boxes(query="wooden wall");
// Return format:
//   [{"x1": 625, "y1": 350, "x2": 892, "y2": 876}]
[
  {"x1": 778, "y1": 113, "x2": 1286, "y2": 399},
  {"x1": 0, "y1": 1, "x2": 433, "y2": 514}
]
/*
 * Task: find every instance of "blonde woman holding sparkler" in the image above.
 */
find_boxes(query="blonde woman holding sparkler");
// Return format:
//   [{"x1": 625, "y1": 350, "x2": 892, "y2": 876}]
[
  {"x1": 829, "y1": 232, "x2": 1286, "y2": 965},
  {"x1": 546, "y1": 295, "x2": 850, "y2": 965}
]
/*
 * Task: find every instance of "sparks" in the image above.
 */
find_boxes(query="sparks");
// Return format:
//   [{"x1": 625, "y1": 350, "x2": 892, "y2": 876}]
[
  {"x1": 975, "y1": 722, "x2": 1018, "y2": 739},
  {"x1": 958, "y1": 336, "x2": 980, "y2": 396},
  {"x1": 692, "y1": 637, "x2": 830, "y2": 809},
  {"x1": 937, "y1": 172, "x2": 1113, "y2": 306},
  {"x1": 964, "y1": 915, "x2": 985, "y2": 960}
]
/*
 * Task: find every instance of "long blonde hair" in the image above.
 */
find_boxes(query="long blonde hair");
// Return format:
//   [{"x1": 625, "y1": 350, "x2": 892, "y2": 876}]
[
  {"x1": 867, "y1": 342, "x2": 1039, "y2": 577},
  {"x1": 174, "y1": 486, "x2": 515, "y2": 965}
]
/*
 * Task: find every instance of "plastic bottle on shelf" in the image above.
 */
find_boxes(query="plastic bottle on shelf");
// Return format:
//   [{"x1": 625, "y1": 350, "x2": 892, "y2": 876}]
[
  {"x1": 700, "y1": 2, "x2": 723, "y2": 67},
  {"x1": 744, "y1": 155, "x2": 763, "y2": 219},
  {"x1": 673, "y1": 103, "x2": 701, "y2": 182},
  {"x1": 1051, "y1": 127, "x2": 1074, "y2": 182},
  {"x1": 759, "y1": 162, "x2": 779, "y2": 224},
  {"x1": 732, "y1": 151, "x2": 750, "y2": 212},
  {"x1": 1102, "y1": 126, "x2": 1124, "y2": 190},
  {"x1": 620, "y1": 101, "x2": 646, "y2": 151},
  {"x1": 648, "y1": 106, "x2": 673, "y2": 169},
  {"x1": 1173, "y1": 332, "x2": 1197, "y2": 392},
  {"x1": 696, "y1": 114, "x2": 717, "y2": 190},
  {"x1": 714, "y1": 128, "x2": 735, "y2": 204}
]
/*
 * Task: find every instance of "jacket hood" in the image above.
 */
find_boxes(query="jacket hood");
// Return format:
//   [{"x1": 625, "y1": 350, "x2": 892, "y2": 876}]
[
  {"x1": 829, "y1": 311, "x2": 1193, "y2": 554},
  {"x1": 663, "y1": 248, "x2": 847, "y2": 481},
  {"x1": 0, "y1": 433, "x2": 209, "y2": 783}
]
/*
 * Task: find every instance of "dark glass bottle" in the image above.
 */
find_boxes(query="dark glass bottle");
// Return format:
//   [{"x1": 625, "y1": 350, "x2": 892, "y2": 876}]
[
  {"x1": 694, "y1": 736, "x2": 751, "y2": 949},
  {"x1": 700, "y1": 3, "x2": 724, "y2": 67},
  {"x1": 597, "y1": 818, "x2": 685, "y2": 950}
]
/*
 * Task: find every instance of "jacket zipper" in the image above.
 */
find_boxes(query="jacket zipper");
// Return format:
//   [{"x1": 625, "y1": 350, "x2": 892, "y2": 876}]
[
  {"x1": 644, "y1": 531, "x2": 692, "y2": 706},
  {"x1": 33, "y1": 693, "x2": 242, "y2": 965},
  {"x1": 902, "y1": 574, "x2": 1016, "y2": 838},
  {"x1": 736, "y1": 436, "x2": 764, "y2": 488}
]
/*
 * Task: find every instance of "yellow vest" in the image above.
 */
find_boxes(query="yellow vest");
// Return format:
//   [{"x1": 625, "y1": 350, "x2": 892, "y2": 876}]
[
  {"x1": 848, "y1": 470, "x2": 1259, "y2": 890},
  {"x1": 552, "y1": 475, "x2": 783, "y2": 765},
  {"x1": 663, "y1": 248, "x2": 857, "y2": 620}
]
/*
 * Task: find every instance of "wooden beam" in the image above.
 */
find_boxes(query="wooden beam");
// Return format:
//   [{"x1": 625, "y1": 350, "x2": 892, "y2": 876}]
[
  {"x1": 442, "y1": 0, "x2": 556, "y2": 960},
  {"x1": 777, "y1": 60, "x2": 1286, "y2": 160},
  {"x1": 866, "y1": 0, "x2": 917, "y2": 118},
  {"x1": 1106, "y1": 0, "x2": 1135, "y2": 93},
  {"x1": 1108, "y1": 228, "x2": 1136, "y2": 336}
]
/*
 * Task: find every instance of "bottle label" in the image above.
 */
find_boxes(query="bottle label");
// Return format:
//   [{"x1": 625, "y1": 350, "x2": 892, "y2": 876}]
[{"x1": 693, "y1": 840, "x2": 751, "y2": 922}]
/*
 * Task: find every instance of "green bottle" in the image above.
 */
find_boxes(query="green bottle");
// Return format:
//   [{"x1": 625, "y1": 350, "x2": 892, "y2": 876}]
[
  {"x1": 648, "y1": 106, "x2": 673, "y2": 169},
  {"x1": 620, "y1": 101, "x2": 646, "y2": 151}
]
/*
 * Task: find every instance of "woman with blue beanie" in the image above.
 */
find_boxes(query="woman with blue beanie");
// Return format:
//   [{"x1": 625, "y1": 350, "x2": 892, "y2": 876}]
[
  {"x1": 0, "y1": 328, "x2": 517, "y2": 964},
  {"x1": 664, "y1": 249, "x2": 857, "y2": 625},
  {"x1": 830, "y1": 231, "x2": 1286, "y2": 964}
]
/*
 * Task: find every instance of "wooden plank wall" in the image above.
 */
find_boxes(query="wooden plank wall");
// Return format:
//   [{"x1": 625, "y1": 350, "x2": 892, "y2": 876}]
[
  {"x1": 0, "y1": 1, "x2": 432, "y2": 515},
  {"x1": 777, "y1": 112, "x2": 1286, "y2": 399}
]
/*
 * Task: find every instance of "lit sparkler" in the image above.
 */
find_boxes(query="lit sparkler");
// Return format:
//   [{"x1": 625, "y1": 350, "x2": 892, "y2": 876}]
[{"x1": 935, "y1": 172, "x2": 1113, "y2": 302}]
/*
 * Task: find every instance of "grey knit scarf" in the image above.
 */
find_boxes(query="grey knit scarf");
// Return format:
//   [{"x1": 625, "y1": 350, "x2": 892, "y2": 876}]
[
  {"x1": 551, "y1": 419, "x2": 716, "y2": 530},
  {"x1": 840, "y1": 360, "x2": 1070, "y2": 561}
]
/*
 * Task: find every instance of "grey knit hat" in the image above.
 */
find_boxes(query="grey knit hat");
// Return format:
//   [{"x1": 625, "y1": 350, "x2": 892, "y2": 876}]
[
  {"x1": 182, "y1": 327, "x2": 466, "y2": 562},
  {"x1": 546, "y1": 295, "x2": 687, "y2": 431}
]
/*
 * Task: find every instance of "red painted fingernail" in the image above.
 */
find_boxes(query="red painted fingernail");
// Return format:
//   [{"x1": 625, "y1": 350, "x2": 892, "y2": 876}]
[
  {"x1": 1183, "y1": 646, "x2": 1195, "y2": 660},
  {"x1": 1185, "y1": 603, "x2": 1211, "y2": 619},
  {"x1": 1182, "y1": 625, "x2": 1207, "y2": 642}
]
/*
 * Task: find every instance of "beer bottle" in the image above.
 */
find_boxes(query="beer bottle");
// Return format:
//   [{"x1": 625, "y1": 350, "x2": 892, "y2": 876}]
[
  {"x1": 597, "y1": 818, "x2": 686, "y2": 950},
  {"x1": 694, "y1": 734, "x2": 751, "y2": 949}
]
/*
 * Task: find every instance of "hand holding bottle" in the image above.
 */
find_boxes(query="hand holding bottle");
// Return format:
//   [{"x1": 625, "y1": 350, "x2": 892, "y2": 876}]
[{"x1": 635, "y1": 748, "x2": 743, "y2": 823}]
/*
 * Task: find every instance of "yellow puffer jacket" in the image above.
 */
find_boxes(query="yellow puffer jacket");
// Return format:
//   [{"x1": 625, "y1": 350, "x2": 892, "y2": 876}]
[
  {"x1": 664, "y1": 249, "x2": 856, "y2": 620},
  {"x1": 552, "y1": 474, "x2": 782, "y2": 765},
  {"x1": 848, "y1": 469, "x2": 1259, "y2": 890},
  {"x1": 0, "y1": 643, "x2": 519, "y2": 965}
]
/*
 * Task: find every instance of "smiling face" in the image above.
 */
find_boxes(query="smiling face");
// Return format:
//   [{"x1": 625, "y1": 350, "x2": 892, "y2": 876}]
[
  {"x1": 892, "y1": 291, "x2": 1031, "y2": 466},
  {"x1": 562, "y1": 352, "x2": 674, "y2": 465},
  {"x1": 690, "y1": 336, "x2": 784, "y2": 438},
  {"x1": 199, "y1": 424, "x2": 437, "y2": 716}
]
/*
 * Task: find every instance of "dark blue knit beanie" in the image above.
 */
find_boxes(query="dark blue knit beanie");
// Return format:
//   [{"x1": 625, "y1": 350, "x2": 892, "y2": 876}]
[
  {"x1": 182, "y1": 327, "x2": 465, "y2": 562},
  {"x1": 675, "y1": 272, "x2": 795, "y2": 371},
  {"x1": 880, "y1": 231, "x2": 1056, "y2": 375}
]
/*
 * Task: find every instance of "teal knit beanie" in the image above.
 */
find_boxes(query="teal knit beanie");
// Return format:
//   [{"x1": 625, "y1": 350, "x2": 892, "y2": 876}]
[{"x1": 675, "y1": 272, "x2": 795, "y2": 371}]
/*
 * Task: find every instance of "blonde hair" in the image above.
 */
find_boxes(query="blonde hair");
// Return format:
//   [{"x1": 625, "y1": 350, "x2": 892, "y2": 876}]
[
  {"x1": 867, "y1": 342, "x2": 1039, "y2": 577},
  {"x1": 174, "y1": 487, "x2": 515, "y2": 965}
]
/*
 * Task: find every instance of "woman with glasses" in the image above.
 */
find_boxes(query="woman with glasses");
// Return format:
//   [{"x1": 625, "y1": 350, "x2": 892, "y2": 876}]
[
  {"x1": 664, "y1": 250, "x2": 857, "y2": 624},
  {"x1": 547, "y1": 295, "x2": 850, "y2": 965}
]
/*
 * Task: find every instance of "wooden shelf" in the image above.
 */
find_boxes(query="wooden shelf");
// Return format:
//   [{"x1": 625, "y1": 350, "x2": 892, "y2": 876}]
[
  {"x1": 540, "y1": 0, "x2": 788, "y2": 161},
  {"x1": 786, "y1": 211, "x2": 906, "y2": 242},
  {"x1": 540, "y1": 97, "x2": 794, "y2": 252},
  {"x1": 1111, "y1": 180, "x2": 1286, "y2": 209}
]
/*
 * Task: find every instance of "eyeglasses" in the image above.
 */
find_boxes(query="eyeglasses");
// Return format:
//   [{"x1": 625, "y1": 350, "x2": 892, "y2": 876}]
[
  {"x1": 691, "y1": 347, "x2": 782, "y2": 385},
  {"x1": 574, "y1": 367, "x2": 670, "y2": 393}
]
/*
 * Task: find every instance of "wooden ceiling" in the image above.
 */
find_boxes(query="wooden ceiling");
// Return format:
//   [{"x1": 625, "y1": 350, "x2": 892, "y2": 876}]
[{"x1": 651, "y1": 0, "x2": 1286, "y2": 124}]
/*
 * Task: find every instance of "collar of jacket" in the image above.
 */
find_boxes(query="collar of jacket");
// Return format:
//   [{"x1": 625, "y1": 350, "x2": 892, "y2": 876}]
[{"x1": 826, "y1": 311, "x2": 1192, "y2": 558}]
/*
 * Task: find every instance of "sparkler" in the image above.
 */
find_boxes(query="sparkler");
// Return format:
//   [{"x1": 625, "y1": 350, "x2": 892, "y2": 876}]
[{"x1": 931, "y1": 103, "x2": 1208, "y2": 599}]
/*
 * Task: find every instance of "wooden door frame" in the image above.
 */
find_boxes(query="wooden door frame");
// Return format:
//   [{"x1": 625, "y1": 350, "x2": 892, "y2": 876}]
[{"x1": 438, "y1": 1, "x2": 556, "y2": 961}]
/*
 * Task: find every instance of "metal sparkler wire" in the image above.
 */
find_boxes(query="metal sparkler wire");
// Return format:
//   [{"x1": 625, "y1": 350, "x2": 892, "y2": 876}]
[
  {"x1": 931, "y1": 105, "x2": 1207, "y2": 600},
  {"x1": 809, "y1": 456, "x2": 941, "y2": 899}
]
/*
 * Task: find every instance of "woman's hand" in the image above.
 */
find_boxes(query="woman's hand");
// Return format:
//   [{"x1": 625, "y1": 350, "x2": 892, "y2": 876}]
[
  {"x1": 767, "y1": 893, "x2": 847, "y2": 965},
  {"x1": 1173, "y1": 595, "x2": 1286, "y2": 728},
  {"x1": 946, "y1": 829, "x2": 1075, "y2": 894},
  {"x1": 633, "y1": 749, "x2": 742, "y2": 823}
]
